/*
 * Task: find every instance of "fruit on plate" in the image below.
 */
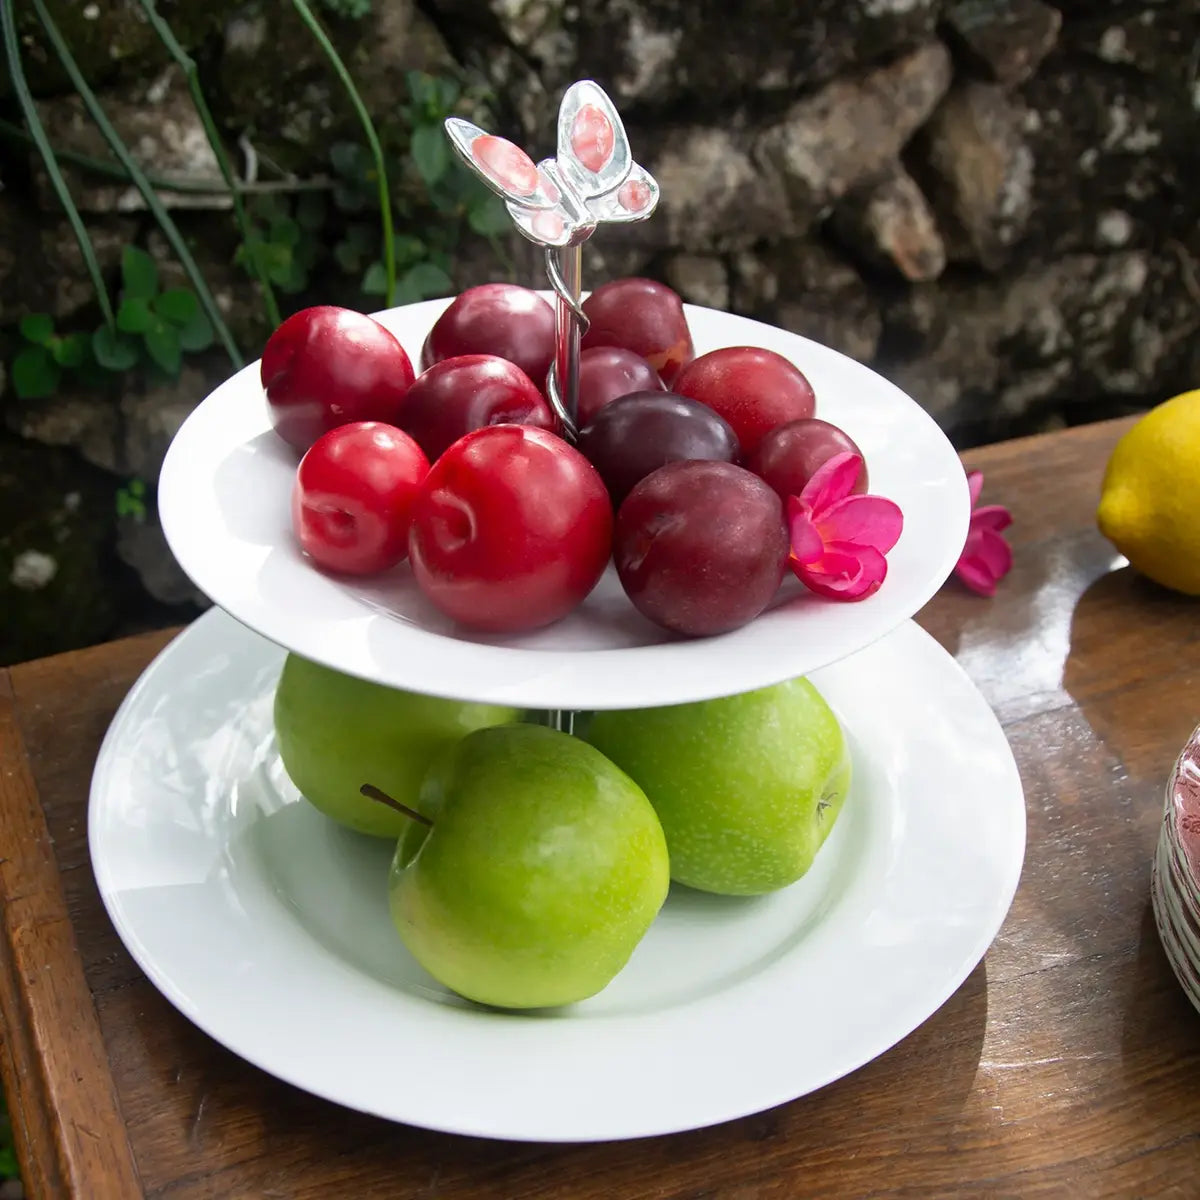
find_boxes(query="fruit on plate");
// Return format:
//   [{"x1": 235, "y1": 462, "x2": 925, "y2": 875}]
[
  {"x1": 292, "y1": 422, "x2": 430, "y2": 575},
  {"x1": 587, "y1": 677, "x2": 851, "y2": 895},
  {"x1": 674, "y1": 346, "x2": 816, "y2": 455},
  {"x1": 575, "y1": 391, "x2": 740, "y2": 508},
  {"x1": 388, "y1": 723, "x2": 669, "y2": 1009},
  {"x1": 575, "y1": 345, "x2": 665, "y2": 427},
  {"x1": 420, "y1": 283, "x2": 556, "y2": 387},
  {"x1": 1097, "y1": 388, "x2": 1200, "y2": 595},
  {"x1": 747, "y1": 418, "x2": 868, "y2": 500},
  {"x1": 408, "y1": 424, "x2": 612, "y2": 632},
  {"x1": 614, "y1": 460, "x2": 789, "y2": 636},
  {"x1": 262, "y1": 306, "x2": 416, "y2": 454},
  {"x1": 581, "y1": 278, "x2": 695, "y2": 384},
  {"x1": 274, "y1": 653, "x2": 519, "y2": 839},
  {"x1": 396, "y1": 353, "x2": 557, "y2": 462}
]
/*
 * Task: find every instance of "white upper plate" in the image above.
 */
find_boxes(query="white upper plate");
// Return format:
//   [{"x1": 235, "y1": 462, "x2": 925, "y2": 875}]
[
  {"x1": 158, "y1": 299, "x2": 969, "y2": 709},
  {"x1": 90, "y1": 608, "x2": 1024, "y2": 1142}
]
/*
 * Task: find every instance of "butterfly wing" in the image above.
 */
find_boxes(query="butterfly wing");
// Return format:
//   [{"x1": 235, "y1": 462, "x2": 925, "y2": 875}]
[
  {"x1": 443, "y1": 117, "x2": 559, "y2": 210},
  {"x1": 505, "y1": 159, "x2": 591, "y2": 248},
  {"x1": 555, "y1": 80, "x2": 633, "y2": 202},
  {"x1": 579, "y1": 162, "x2": 659, "y2": 225}
]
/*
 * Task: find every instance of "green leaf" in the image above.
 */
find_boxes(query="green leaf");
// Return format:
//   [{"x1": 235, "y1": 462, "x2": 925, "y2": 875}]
[
  {"x1": 432, "y1": 76, "x2": 461, "y2": 115},
  {"x1": 361, "y1": 260, "x2": 389, "y2": 296},
  {"x1": 121, "y1": 245, "x2": 159, "y2": 301},
  {"x1": 19, "y1": 312, "x2": 54, "y2": 344},
  {"x1": 52, "y1": 332, "x2": 89, "y2": 368},
  {"x1": 347, "y1": 221, "x2": 378, "y2": 252},
  {"x1": 117, "y1": 297, "x2": 153, "y2": 333},
  {"x1": 270, "y1": 216, "x2": 301, "y2": 248},
  {"x1": 330, "y1": 141, "x2": 366, "y2": 179},
  {"x1": 11, "y1": 345, "x2": 60, "y2": 399},
  {"x1": 334, "y1": 240, "x2": 364, "y2": 272},
  {"x1": 411, "y1": 123, "x2": 450, "y2": 186},
  {"x1": 468, "y1": 197, "x2": 512, "y2": 236},
  {"x1": 92, "y1": 325, "x2": 140, "y2": 371},
  {"x1": 397, "y1": 261, "x2": 453, "y2": 300},
  {"x1": 144, "y1": 320, "x2": 182, "y2": 375},
  {"x1": 406, "y1": 70, "x2": 436, "y2": 110},
  {"x1": 153, "y1": 288, "x2": 199, "y2": 326},
  {"x1": 392, "y1": 233, "x2": 426, "y2": 266},
  {"x1": 266, "y1": 245, "x2": 295, "y2": 287},
  {"x1": 333, "y1": 183, "x2": 368, "y2": 213},
  {"x1": 278, "y1": 257, "x2": 309, "y2": 294},
  {"x1": 296, "y1": 191, "x2": 328, "y2": 231},
  {"x1": 176, "y1": 306, "x2": 215, "y2": 352}
]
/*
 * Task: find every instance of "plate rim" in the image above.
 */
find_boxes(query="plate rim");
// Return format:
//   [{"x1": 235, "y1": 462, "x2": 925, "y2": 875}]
[
  {"x1": 157, "y1": 298, "x2": 970, "y2": 710},
  {"x1": 89, "y1": 607, "x2": 1026, "y2": 1142}
]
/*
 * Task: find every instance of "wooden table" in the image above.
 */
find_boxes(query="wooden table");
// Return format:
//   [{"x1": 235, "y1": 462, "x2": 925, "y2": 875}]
[{"x1": 2, "y1": 417, "x2": 1199, "y2": 1198}]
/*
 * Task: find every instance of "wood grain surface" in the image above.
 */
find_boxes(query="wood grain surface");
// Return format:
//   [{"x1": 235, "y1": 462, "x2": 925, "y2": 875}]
[{"x1": 2, "y1": 416, "x2": 1200, "y2": 1198}]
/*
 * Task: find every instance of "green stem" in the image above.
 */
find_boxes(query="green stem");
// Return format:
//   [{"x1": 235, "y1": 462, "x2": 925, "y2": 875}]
[
  {"x1": 290, "y1": 0, "x2": 395, "y2": 307},
  {"x1": 0, "y1": 118, "x2": 335, "y2": 196},
  {"x1": 135, "y1": 0, "x2": 281, "y2": 329},
  {"x1": 1, "y1": 1, "x2": 116, "y2": 330},
  {"x1": 30, "y1": 0, "x2": 242, "y2": 368}
]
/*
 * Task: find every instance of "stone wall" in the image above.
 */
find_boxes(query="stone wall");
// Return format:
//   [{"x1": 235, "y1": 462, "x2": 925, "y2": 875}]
[{"x1": 1, "y1": 0, "x2": 1198, "y2": 662}]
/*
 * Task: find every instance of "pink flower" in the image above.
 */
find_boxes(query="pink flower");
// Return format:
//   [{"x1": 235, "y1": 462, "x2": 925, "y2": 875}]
[
  {"x1": 787, "y1": 453, "x2": 904, "y2": 601},
  {"x1": 954, "y1": 470, "x2": 1013, "y2": 597}
]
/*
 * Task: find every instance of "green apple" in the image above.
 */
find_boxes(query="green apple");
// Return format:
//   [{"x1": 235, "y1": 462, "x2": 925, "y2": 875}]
[
  {"x1": 587, "y1": 678, "x2": 851, "y2": 896},
  {"x1": 389, "y1": 723, "x2": 669, "y2": 1009},
  {"x1": 273, "y1": 653, "x2": 519, "y2": 838}
]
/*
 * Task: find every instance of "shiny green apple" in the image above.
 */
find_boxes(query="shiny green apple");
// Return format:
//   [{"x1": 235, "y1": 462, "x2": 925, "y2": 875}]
[
  {"x1": 389, "y1": 723, "x2": 669, "y2": 1009},
  {"x1": 587, "y1": 677, "x2": 851, "y2": 895},
  {"x1": 273, "y1": 653, "x2": 519, "y2": 838}
]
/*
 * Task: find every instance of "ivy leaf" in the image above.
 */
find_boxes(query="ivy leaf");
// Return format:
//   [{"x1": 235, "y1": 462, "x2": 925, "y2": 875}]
[
  {"x1": 117, "y1": 297, "x2": 153, "y2": 334},
  {"x1": 144, "y1": 319, "x2": 182, "y2": 375},
  {"x1": 52, "y1": 332, "x2": 90, "y2": 368},
  {"x1": 176, "y1": 307, "x2": 215, "y2": 352},
  {"x1": 92, "y1": 325, "x2": 140, "y2": 371},
  {"x1": 121, "y1": 245, "x2": 159, "y2": 301},
  {"x1": 19, "y1": 312, "x2": 54, "y2": 344},
  {"x1": 12, "y1": 344, "x2": 60, "y2": 399},
  {"x1": 468, "y1": 197, "x2": 512, "y2": 236},
  {"x1": 411, "y1": 123, "x2": 449, "y2": 187},
  {"x1": 296, "y1": 191, "x2": 327, "y2": 231},
  {"x1": 153, "y1": 288, "x2": 199, "y2": 326},
  {"x1": 361, "y1": 260, "x2": 389, "y2": 296},
  {"x1": 395, "y1": 261, "x2": 454, "y2": 303}
]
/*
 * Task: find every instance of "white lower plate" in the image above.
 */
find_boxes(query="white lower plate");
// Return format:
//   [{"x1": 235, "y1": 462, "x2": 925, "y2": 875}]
[{"x1": 89, "y1": 608, "x2": 1024, "y2": 1143}]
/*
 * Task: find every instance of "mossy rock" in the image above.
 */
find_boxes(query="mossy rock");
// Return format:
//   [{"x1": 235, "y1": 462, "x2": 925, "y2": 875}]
[
  {"x1": 5, "y1": 0, "x2": 243, "y2": 98},
  {"x1": 0, "y1": 432, "x2": 124, "y2": 666}
]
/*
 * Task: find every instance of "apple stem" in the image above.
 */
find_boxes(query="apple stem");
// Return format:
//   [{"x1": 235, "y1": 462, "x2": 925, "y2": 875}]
[{"x1": 359, "y1": 784, "x2": 433, "y2": 827}]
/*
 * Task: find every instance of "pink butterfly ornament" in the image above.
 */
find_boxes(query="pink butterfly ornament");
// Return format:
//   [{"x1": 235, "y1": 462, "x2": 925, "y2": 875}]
[
  {"x1": 954, "y1": 470, "x2": 1013, "y2": 597},
  {"x1": 787, "y1": 453, "x2": 904, "y2": 601}
]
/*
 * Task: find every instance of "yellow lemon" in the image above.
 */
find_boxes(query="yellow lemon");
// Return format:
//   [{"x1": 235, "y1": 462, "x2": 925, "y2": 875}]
[{"x1": 1097, "y1": 389, "x2": 1200, "y2": 595}]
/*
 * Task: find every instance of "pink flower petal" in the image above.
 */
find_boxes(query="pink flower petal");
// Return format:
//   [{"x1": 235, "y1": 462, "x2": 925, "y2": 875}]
[
  {"x1": 817, "y1": 494, "x2": 904, "y2": 555},
  {"x1": 955, "y1": 528, "x2": 1013, "y2": 596},
  {"x1": 799, "y1": 452, "x2": 863, "y2": 516},
  {"x1": 971, "y1": 503, "x2": 1012, "y2": 534},
  {"x1": 786, "y1": 496, "x2": 824, "y2": 564},
  {"x1": 967, "y1": 469, "x2": 984, "y2": 509},
  {"x1": 793, "y1": 543, "x2": 888, "y2": 601}
]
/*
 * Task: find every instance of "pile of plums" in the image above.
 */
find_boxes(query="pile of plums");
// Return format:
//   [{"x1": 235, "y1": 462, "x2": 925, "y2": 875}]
[{"x1": 263, "y1": 279, "x2": 872, "y2": 638}]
